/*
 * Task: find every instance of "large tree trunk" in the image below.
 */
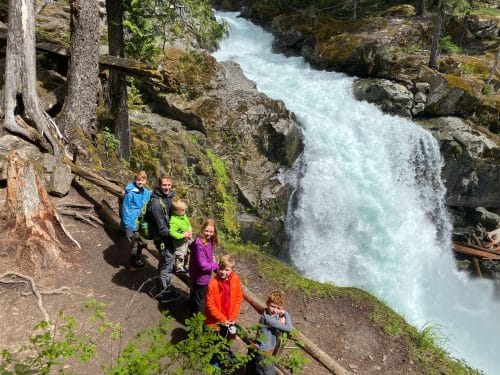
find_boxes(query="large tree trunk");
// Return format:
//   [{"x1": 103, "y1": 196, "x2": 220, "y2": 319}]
[
  {"x1": 56, "y1": 0, "x2": 100, "y2": 149},
  {"x1": 429, "y1": 2, "x2": 443, "y2": 70},
  {"x1": 416, "y1": 0, "x2": 426, "y2": 17},
  {"x1": 2, "y1": 152, "x2": 80, "y2": 271},
  {"x1": 3, "y1": 0, "x2": 61, "y2": 155},
  {"x1": 106, "y1": 0, "x2": 131, "y2": 161}
]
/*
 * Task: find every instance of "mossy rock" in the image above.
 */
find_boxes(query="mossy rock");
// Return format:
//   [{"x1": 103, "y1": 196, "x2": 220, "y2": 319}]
[{"x1": 381, "y1": 5, "x2": 416, "y2": 17}]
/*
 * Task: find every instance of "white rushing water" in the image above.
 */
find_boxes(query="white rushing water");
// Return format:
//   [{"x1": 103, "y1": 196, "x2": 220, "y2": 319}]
[{"x1": 213, "y1": 12, "x2": 500, "y2": 375}]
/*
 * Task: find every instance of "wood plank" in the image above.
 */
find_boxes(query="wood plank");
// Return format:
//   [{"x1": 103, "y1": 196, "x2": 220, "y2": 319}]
[
  {"x1": 453, "y1": 244, "x2": 500, "y2": 260},
  {"x1": 455, "y1": 241, "x2": 500, "y2": 256}
]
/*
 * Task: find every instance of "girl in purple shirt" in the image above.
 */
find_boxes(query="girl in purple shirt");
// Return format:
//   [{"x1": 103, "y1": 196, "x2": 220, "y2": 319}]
[{"x1": 189, "y1": 218, "x2": 219, "y2": 314}]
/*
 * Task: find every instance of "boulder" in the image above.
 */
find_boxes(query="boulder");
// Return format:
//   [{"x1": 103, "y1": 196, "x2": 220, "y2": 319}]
[
  {"x1": 353, "y1": 78, "x2": 413, "y2": 118},
  {"x1": 418, "y1": 117, "x2": 500, "y2": 209}
]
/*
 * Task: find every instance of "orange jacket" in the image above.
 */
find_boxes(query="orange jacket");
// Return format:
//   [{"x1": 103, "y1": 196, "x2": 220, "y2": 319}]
[{"x1": 204, "y1": 272, "x2": 243, "y2": 327}]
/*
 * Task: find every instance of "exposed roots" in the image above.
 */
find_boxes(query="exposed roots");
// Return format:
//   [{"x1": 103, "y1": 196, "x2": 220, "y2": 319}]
[{"x1": 0, "y1": 271, "x2": 70, "y2": 322}]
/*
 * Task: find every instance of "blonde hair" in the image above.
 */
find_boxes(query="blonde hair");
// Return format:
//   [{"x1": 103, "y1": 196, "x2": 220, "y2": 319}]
[
  {"x1": 219, "y1": 254, "x2": 235, "y2": 270},
  {"x1": 267, "y1": 291, "x2": 286, "y2": 307},
  {"x1": 200, "y1": 218, "x2": 218, "y2": 246},
  {"x1": 134, "y1": 170, "x2": 147, "y2": 180},
  {"x1": 172, "y1": 199, "x2": 187, "y2": 214}
]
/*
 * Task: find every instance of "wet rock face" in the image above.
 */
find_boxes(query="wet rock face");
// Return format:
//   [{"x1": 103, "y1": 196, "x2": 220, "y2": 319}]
[
  {"x1": 418, "y1": 117, "x2": 500, "y2": 210},
  {"x1": 145, "y1": 57, "x2": 303, "y2": 249}
]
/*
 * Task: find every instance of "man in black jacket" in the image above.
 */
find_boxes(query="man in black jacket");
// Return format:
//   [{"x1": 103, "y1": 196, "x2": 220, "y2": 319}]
[{"x1": 149, "y1": 175, "x2": 181, "y2": 303}]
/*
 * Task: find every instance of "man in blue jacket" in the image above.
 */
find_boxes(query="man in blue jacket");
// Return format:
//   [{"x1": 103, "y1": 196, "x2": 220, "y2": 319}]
[{"x1": 121, "y1": 171, "x2": 151, "y2": 269}]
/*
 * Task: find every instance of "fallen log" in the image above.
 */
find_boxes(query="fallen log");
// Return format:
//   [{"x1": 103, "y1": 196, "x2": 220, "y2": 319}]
[
  {"x1": 63, "y1": 158, "x2": 124, "y2": 199},
  {"x1": 95, "y1": 203, "x2": 349, "y2": 374},
  {"x1": 99, "y1": 199, "x2": 121, "y2": 231},
  {"x1": 242, "y1": 286, "x2": 350, "y2": 375},
  {"x1": 452, "y1": 243, "x2": 500, "y2": 260}
]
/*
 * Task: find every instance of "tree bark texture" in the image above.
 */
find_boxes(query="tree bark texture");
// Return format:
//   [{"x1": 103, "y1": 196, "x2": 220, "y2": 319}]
[
  {"x1": 429, "y1": 3, "x2": 443, "y2": 70},
  {"x1": 2, "y1": 152, "x2": 79, "y2": 271},
  {"x1": 56, "y1": 0, "x2": 100, "y2": 143},
  {"x1": 106, "y1": 0, "x2": 131, "y2": 161},
  {"x1": 3, "y1": 0, "x2": 60, "y2": 154},
  {"x1": 416, "y1": 0, "x2": 426, "y2": 17}
]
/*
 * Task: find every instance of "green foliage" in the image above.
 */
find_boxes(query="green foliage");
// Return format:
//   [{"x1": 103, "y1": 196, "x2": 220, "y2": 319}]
[
  {"x1": 279, "y1": 335, "x2": 310, "y2": 374},
  {"x1": 482, "y1": 84, "x2": 493, "y2": 96},
  {"x1": 0, "y1": 313, "x2": 96, "y2": 374},
  {"x1": 440, "y1": 35, "x2": 461, "y2": 54},
  {"x1": 127, "y1": 78, "x2": 146, "y2": 109},
  {"x1": 102, "y1": 127, "x2": 120, "y2": 154},
  {"x1": 469, "y1": 7, "x2": 500, "y2": 16},
  {"x1": 457, "y1": 63, "x2": 474, "y2": 74},
  {"x1": 123, "y1": 0, "x2": 227, "y2": 64},
  {"x1": 206, "y1": 149, "x2": 239, "y2": 238}
]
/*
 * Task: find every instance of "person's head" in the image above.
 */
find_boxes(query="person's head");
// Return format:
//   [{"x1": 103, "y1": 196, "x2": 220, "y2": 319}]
[
  {"x1": 266, "y1": 291, "x2": 286, "y2": 315},
  {"x1": 217, "y1": 255, "x2": 235, "y2": 280},
  {"x1": 157, "y1": 175, "x2": 172, "y2": 195},
  {"x1": 134, "y1": 171, "x2": 147, "y2": 188},
  {"x1": 200, "y1": 218, "x2": 218, "y2": 245},
  {"x1": 172, "y1": 199, "x2": 187, "y2": 216}
]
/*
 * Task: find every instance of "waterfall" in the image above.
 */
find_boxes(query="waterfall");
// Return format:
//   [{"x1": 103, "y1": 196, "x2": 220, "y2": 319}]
[{"x1": 213, "y1": 12, "x2": 500, "y2": 375}]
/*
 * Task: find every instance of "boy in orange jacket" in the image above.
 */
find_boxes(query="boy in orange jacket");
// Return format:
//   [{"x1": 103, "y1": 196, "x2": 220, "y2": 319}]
[{"x1": 204, "y1": 255, "x2": 242, "y2": 337}]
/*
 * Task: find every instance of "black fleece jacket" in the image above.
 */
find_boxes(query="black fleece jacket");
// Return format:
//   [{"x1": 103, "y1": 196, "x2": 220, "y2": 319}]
[{"x1": 149, "y1": 188, "x2": 175, "y2": 241}]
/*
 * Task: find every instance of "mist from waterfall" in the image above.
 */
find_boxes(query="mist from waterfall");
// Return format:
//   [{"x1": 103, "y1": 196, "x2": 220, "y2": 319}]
[{"x1": 213, "y1": 12, "x2": 500, "y2": 375}]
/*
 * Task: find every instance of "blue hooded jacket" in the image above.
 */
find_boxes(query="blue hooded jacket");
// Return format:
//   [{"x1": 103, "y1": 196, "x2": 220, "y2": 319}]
[{"x1": 121, "y1": 182, "x2": 152, "y2": 231}]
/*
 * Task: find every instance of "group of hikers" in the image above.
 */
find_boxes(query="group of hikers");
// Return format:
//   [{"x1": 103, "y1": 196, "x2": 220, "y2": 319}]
[{"x1": 121, "y1": 171, "x2": 293, "y2": 374}]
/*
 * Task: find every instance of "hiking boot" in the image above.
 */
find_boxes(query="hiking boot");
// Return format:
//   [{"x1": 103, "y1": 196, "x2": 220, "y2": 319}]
[
  {"x1": 157, "y1": 289, "x2": 182, "y2": 303},
  {"x1": 129, "y1": 257, "x2": 146, "y2": 270},
  {"x1": 175, "y1": 266, "x2": 188, "y2": 274}
]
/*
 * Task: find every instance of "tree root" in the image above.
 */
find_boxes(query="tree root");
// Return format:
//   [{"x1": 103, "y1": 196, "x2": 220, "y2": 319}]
[{"x1": 0, "y1": 271, "x2": 70, "y2": 322}]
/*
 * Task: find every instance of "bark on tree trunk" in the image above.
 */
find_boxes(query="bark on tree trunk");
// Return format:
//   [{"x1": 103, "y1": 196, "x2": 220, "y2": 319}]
[
  {"x1": 56, "y1": 0, "x2": 100, "y2": 148},
  {"x1": 416, "y1": 0, "x2": 426, "y2": 17},
  {"x1": 3, "y1": 0, "x2": 61, "y2": 155},
  {"x1": 429, "y1": 3, "x2": 443, "y2": 70},
  {"x1": 106, "y1": 0, "x2": 131, "y2": 161},
  {"x1": 2, "y1": 152, "x2": 79, "y2": 271}
]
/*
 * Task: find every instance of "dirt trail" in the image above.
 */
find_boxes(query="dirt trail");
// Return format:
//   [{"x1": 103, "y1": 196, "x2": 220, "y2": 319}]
[{"x1": 0, "y1": 187, "x2": 419, "y2": 374}]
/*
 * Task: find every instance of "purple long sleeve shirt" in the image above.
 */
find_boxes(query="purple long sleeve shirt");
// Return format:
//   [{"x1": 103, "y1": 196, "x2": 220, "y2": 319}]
[{"x1": 189, "y1": 237, "x2": 218, "y2": 285}]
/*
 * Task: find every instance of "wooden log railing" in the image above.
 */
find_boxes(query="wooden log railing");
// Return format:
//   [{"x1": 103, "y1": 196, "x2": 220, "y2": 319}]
[{"x1": 96, "y1": 198, "x2": 349, "y2": 375}]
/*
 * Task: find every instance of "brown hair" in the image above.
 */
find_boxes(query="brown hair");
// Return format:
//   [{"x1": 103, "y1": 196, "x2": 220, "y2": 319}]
[
  {"x1": 157, "y1": 174, "x2": 172, "y2": 186},
  {"x1": 172, "y1": 199, "x2": 187, "y2": 214},
  {"x1": 199, "y1": 218, "x2": 218, "y2": 246},
  {"x1": 219, "y1": 254, "x2": 235, "y2": 270},
  {"x1": 134, "y1": 170, "x2": 147, "y2": 180},
  {"x1": 266, "y1": 291, "x2": 286, "y2": 307}
]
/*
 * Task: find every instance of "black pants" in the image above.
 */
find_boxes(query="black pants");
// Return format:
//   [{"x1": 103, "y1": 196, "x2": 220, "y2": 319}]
[{"x1": 190, "y1": 283, "x2": 208, "y2": 315}]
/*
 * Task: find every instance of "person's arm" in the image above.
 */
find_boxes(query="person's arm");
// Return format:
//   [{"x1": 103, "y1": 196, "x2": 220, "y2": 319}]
[
  {"x1": 193, "y1": 241, "x2": 218, "y2": 272},
  {"x1": 205, "y1": 281, "x2": 228, "y2": 324},
  {"x1": 121, "y1": 192, "x2": 137, "y2": 231},
  {"x1": 261, "y1": 311, "x2": 292, "y2": 333},
  {"x1": 229, "y1": 274, "x2": 243, "y2": 323},
  {"x1": 169, "y1": 216, "x2": 184, "y2": 240},
  {"x1": 150, "y1": 198, "x2": 169, "y2": 239}
]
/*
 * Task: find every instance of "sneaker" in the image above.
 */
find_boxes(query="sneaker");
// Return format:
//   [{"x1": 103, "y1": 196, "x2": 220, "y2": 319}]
[
  {"x1": 130, "y1": 257, "x2": 146, "y2": 270},
  {"x1": 175, "y1": 266, "x2": 188, "y2": 274},
  {"x1": 158, "y1": 289, "x2": 182, "y2": 303}
]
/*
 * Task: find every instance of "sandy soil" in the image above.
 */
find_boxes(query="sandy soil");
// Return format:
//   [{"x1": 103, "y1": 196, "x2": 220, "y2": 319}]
[{"x1": 0, "y1": 186, "x2": 421, "y2": 374}]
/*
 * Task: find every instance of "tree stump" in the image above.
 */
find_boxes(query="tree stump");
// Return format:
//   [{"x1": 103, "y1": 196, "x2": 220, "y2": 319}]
[{"x1": 1, "y1": 151, "x2": 79, "y2": 271}]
